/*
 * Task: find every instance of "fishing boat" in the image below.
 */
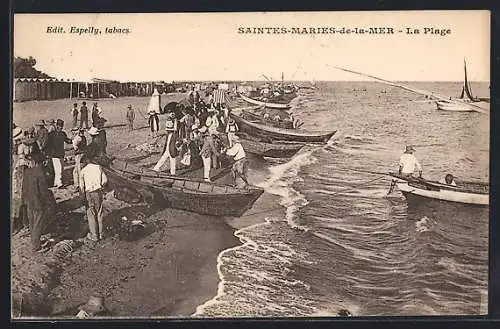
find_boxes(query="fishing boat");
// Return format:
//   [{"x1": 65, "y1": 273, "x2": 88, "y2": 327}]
[
  {"x1": 238, "y1": 134, "x2": 303, "y2": 158},
  {"x1": 239, "y1": 93, "x2": 291, "y2": 110},
  {"x1": 391, "y1": 173, "x2": 489, "y2": 206},
  {"x1": 435, "y1": 100, "x2": 477, "y2": 112},
  {"x1": 102, "y1": 158, "x2": 264, "y2": 217},
  {"x1": 241, "y1": 108, "x2": 295, "y2": 129},
  {"x1": 230, "y1": 112, "x2": 336, "y2": 144},
  {"x1": 435, "y1": 60, "x2": 490, "y2": 112}
]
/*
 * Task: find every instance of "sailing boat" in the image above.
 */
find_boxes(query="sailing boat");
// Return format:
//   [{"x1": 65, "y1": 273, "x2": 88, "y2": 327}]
[
  {"x1": 435, "y1": 60, "x2": 490, "y2": 112},
  {"x1": 334, "y1": 64, "x2": 489, "y2": 115}
]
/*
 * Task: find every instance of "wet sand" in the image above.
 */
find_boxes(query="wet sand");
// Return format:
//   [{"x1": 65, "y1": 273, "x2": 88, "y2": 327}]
[{"x1": 11, "y1": 94, "x2": 263, "y2": 318}]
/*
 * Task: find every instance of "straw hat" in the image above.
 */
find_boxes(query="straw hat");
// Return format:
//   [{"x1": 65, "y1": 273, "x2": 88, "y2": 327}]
[
  {"x1": 88, "y1": 127, "x2": 99, "y2": 136},
  {"x1": 165, "y1": 120, "x2": 175, "y2": 131},
  {"x1": 47, "y1": 119, "x2": 55, "y2": 124},
  {"x1": 228, "y1": 118, "x2": 235, "y2": 124},
  {"x1": 35, "y1": 120, "x2": 46, "y2": 126},
  {"x1": 56, "y1": 119, "x2": 64, "y2": 127},
  {"x1": 13, "y1": 127, "x2": 23, "y2": 140},
  {"x1": 127, "y1": 104, "x2": 132, "y2": 109},
  {"x1": 22, "y1": 128, "x2": 37, "y2": 145},
  {"x1": 198, "y1": 126, "x2": 207, "y2": 133},
  {"x1": 405, "y1": 145, "x2": 416, "y2": 153},
  {"x1": 191, "y1": 124, "x2": 199, "y2": 131},
  {"x1": 78, "y1": 295, "x2": 106, "y2": 314}
]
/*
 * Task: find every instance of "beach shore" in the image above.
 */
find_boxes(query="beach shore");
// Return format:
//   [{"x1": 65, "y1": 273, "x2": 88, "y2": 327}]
[{"x1": 11, "y1": 94, "x2": 266, "y2": 318}]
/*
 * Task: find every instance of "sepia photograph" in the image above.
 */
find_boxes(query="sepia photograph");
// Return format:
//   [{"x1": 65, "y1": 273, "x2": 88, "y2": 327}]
[{"x1": 11, "y1": 11, "x2": 490, "y2": 319}]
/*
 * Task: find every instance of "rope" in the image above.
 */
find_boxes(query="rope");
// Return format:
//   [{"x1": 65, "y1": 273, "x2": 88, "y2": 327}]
[{"x1": 327, "y1": 176, "x2": 387, "y2": 196}]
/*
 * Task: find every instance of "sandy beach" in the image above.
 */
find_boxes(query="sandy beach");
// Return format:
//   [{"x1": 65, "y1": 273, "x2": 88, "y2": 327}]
[{"x1": 11, "y1": 94, "x2": 267, "y2": 318}]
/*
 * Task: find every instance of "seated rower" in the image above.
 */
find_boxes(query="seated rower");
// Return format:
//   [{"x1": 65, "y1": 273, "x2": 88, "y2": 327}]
[{"x1": 440, "y1": 174, "x2": 457, "y2": 186}]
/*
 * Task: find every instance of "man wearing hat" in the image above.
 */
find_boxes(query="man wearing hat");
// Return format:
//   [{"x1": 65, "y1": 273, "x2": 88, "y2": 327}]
[
  {"x1": 35, "y1": 119, "x2": 49, "y2": 153},
  {"x1": 46, "y1": 119, "x2": 72, "y2": 188},
  {"x1": 94, "y1": 118, "x2": 108, "y2": 154},
  {"x1": 20, "y1": 128, "x2": 56, "y2": 251},
  {"x1": 225, "y1": 117, "x2": 239, "y2": 147},
  {"x1": 75, "y1": 295, "x2": 110, "y2": 318},
  {"x1": 398, "y1": 145, "x2": 422, "y2": 178},
  {"x1": 86, "y1": 127, "x2": 103, "y2": 160},
  {"x1": 198, "y1": 126, "x2": 220, "y2": 182},
  {"x1": 223, "y1": 135, "x2": 248, "y2": 187},
  {"x1": 79, "y1": 153, "x2": 108, "y2": 242},
  {"x1": 153, "y1": 118, "x2": 179, "y2": 174},
  {"x1": 80, "y1": 101, "x2": 89, "y2": 129},
  {"x1": 126, "y1": 104, "x2": 135, "y2": 131},
  {"x1": 71, "y1": 103, "x2": 79, "y2": 129}
]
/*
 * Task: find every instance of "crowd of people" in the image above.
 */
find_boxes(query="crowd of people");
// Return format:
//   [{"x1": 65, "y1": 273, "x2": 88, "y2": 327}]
[
  {"x1": 12, "y1": 102, "x2": 110, "y2": 250},
  {"x1": 143, "y1": 91, "x2": 249, "y2": 185}
]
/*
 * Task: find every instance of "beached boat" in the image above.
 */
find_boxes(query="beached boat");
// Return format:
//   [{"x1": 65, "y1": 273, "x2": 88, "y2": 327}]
[
  {"x1": 102, "y1": 158, "x2": 264, "y2": 217},
  {"x1": 391, "y1": 173, "x2": 489, "y2": 206},
  {"x1": 238, "y1": 135, "x2": 303, "y2": 158},
  {"x1": 239, "y1": 93, "x2": 291, "y2": 110},
  {"x1": 435, "y1": 100, "x2": 477, "y2": 112},
  {"x1": 230, "y1": 113, "x2": 336, "y2": 143}
]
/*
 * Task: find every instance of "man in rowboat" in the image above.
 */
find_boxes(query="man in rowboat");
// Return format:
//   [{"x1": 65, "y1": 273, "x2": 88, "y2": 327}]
[
  {"x1": 388, "y1": 145, "x2": 422, "y2": 194},
  {"x1": 398, "y1": 145, "x2": 422, "y2": 178}
]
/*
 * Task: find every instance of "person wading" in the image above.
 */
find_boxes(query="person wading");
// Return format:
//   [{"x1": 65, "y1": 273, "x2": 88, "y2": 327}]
[
  {"x1": 223, "y1": 135, "x2": 248, "y2": 187},
  {"x1": 153, "y1": 117, "x2": 179, "y2": 175},
  {"x1": 126, "y1": 104, "x2": 135, "y2": 131},
  {"x1": 79, "y1": 153, "x2": 108, "y2": 242},
  {"x1": 71, "y1": 103, "x2": 79, "y2": 129},
  {"x1": 46, "y1": 119, "x2": 72, "y2": 188},
  {"x1": 80, "y1": 101, "x2": 89, "y2": 129},
  {"x1": 20, "y1": 129, "x2": 56, "y2": 251},
  {"x1": 72, "y1": 128, "x2": 87, "y2": 191}
]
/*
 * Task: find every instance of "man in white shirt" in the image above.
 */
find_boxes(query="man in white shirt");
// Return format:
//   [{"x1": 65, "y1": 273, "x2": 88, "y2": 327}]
[
  {"x1": 398, "y1": 145, "x2": 422, "y2": 178},
  {"x1": 79, "y1": 154, "x2": 108, "y2": 242},
  {"x1": 224, "y1": 135, "x2": 248, "y2": 186}
]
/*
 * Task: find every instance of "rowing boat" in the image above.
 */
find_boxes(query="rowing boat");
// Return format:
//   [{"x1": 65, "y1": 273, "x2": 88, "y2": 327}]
[
  {"x1": 238, "y1": 134, "x2": 303, "y2": 158},
  {"x1": 230, "y1": 113, "x2": 336, "y2": 143},
  {"x1": 102, "y1": 158, "x2": 264, "y2": 217},
  {"x1": 241, "y1": 108, "x2": 294, "y2": 129},
  {"x1": 239, "y1": 93, "x2": 291, "y2": 110},
  {"x1": 435, "y1": 100, "x2": 477, "y2": 112},
  {"x1": 391, "y1": 173, "x2": 489, "y2": 206}
]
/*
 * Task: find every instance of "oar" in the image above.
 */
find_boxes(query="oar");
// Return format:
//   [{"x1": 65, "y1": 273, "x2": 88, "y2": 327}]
[{"x1": 348, "y1": 168, "x2": 393, "y2": 176}]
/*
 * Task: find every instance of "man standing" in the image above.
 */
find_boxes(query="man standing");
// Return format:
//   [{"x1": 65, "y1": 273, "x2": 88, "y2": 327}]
[
  {"x1": 126, "y1": 104, "x2": 135, "y2": 131},
  {"x1": 72, "y1": 128, "x2": 87, "y2": 191},
  {"x1": 20, "y1": 130, "x2": 56, "y2": 251},
  {"x1": 46, "y1": 119, "x2": 72, "y2": 188},
  {"x1": 79, "y1": 153, "x2": 108, "y2": 242},
  {"x1": 91, "y1": 103, "x2": 101, "y2": 127},
  {"x1": 71, "y1": 103, "x2": 79, "y2": 129},
  {"x1": 398, "y1": 145, "x2": 422, "y2": 178},
  {"x1": 153, "y1": 119, "x2": 179, "y2": 174},
  {"x1": 198, "y1": 126, "x2": 220, "y2": 182},
  {"x1": 223, "y1": 135, "x2": 248, "y2": 187},
  {"x1": 35, "y1": 120, "x2": 49, "y2": 153},
  {"x1": 80, "y1": 101, "x2": 89, "y2": 129}
]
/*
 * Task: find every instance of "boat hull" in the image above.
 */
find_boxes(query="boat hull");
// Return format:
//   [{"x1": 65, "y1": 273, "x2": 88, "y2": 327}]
[
  {"x1": 103, "y1": 160, "x2": 264, "y2": 217},
  {"x1": 435, "y1": 100, "x2": 476, "y2": 112},
  {"x1": 230, "y1": 113, "x2": 336, "y2": 143},
  {"x1": 239, "y1": 93, "x2": 291, "y2": 109},
  {"x1": 239, "y1": 137, "x2": 303, "y2": 158},
  {"x1": 396, "y1": 182, "x2": 489, "y2": 206}
]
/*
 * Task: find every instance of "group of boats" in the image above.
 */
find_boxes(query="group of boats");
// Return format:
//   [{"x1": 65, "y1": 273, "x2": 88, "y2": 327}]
[
  {"x1": 94, "y1": 65, "x2": 488, "y2": 219},
  {"x1": 96, "y1": 81, "x2": 336, "y2": 218}
]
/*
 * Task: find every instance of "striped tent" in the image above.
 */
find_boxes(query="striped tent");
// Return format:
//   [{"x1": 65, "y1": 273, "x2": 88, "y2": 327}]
[{"x1": 212, "y1": 89, "x2": 227, "y2": 105}]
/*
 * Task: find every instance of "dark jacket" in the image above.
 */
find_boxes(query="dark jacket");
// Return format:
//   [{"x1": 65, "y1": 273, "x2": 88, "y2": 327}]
[
  {"x1": 91, "y1": 130, "x2": 107, "y2": 154},
  {"x1": 46, "y1": 130, "x2": 72, "y2": 158},
  {"x1": 80, "y1": 105, "x2": 88, "y2": 118},
  {"x1": 162, "y1": 132, "x2": 179, "y2": 158},
  {"x1": 36, "y1": 126, "x2": 49, "y2": 152},
  {"x1": 22, "y1": 165, "x2": 56, "y2": 211}
]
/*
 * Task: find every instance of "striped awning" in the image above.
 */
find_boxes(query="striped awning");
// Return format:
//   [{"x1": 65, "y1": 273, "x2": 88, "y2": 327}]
[{"x1": 213, "y1": 89, "x2": 227, "y2": 104}]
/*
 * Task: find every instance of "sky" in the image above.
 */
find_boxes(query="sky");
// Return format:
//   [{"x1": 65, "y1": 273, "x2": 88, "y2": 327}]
[{"x1": 13, "y1": 11, "x2": 490, "y2": 82}]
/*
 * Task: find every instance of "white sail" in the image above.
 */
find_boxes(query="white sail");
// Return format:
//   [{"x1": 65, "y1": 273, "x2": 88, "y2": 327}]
[{"x1": 147, "y1": 88, "x2": 161, "y2": 114}]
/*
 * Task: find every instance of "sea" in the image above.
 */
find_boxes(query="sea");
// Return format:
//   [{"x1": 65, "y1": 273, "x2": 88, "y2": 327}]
[{"x1": 194, "y1": 81, "x2": 490, "y2": 317}]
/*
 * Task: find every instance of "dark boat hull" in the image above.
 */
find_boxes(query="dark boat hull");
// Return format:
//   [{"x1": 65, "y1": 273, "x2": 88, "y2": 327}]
[
  {"x1": 230, "y1": 113, "x2": 336, "y2": 143},
  {"x1": 103, "y1": 160, "x2": 264, "y2": 217},
  {"x1": 239, "y1": 137, "x2": 303, "y2": 158}
]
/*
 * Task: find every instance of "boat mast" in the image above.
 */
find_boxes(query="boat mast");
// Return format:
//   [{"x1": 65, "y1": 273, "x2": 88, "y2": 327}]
[{"x1": 463, "y1": 59, "x2": 476, "y2": 101}]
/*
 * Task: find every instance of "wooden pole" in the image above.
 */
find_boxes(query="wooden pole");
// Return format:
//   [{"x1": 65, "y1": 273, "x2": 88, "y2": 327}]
[
  {"x1": 97, "y1": 83, "x2": 100, "y2": 99},
  {"x1": 77, "y1": 82, "x2": 80, "y2": 98},
  {"x1": 69, "y1": 81, "x2": 73, "y2": 99}
]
